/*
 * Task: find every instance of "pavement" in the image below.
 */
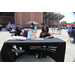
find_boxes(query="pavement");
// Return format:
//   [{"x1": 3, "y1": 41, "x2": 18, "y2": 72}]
[{"x1": 0, "y1": 29, "x2": 75, "y2": 62}]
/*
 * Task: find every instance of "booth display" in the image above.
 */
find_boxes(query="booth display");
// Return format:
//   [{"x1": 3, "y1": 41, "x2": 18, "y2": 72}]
[
  {"x1": 1, "y1": 23, "x2": 66, "y2": 62},
  {"x1": 1, "y1": 38, "x2": 66, "y2": 62}
]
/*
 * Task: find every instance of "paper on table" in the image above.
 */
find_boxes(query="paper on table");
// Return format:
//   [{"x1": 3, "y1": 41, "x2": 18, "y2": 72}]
[
  {"x1": 34, "y1": 37, "x2": 44, "y2": 40},
  {"x1": 7, "y1": 36, "x2": 27, "y2": 40}
]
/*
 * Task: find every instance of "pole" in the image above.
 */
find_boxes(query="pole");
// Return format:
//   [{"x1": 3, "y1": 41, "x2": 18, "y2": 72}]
[
  {"x1": 49, "y1": 12, "x2": 50, "y2": 27},
  {"x1": 45, "y1": 12, "x2": 47, "y2": 24},
  {"x1": 58, "y1": 12, "x2": 59, "y2": 28},
  {"x1": 52, "y1": 12, "x2": 53, "y2": 27}
]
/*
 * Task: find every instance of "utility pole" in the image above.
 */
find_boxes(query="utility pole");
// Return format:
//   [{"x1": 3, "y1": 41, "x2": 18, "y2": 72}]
[
  {"x1": 48, "y1": 12, "x2": 51, "y2": 27},
  {"x1": 46, "y1": 12, "x2": 47, "y2": 24},
  {"x1": 58, "y1": 12, "x2": 59, "y2": 28},
  {"x1": 52, "y1": 12, "x2": 53, "y2": 27}
]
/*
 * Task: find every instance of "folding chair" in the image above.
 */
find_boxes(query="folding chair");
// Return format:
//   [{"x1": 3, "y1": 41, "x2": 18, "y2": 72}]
[
  {"x1": 67, "y1": 29, "x2": 75, "y2": 42},
  {"x1": 67, "y1": 32, "x2": 73, "y2": 42},
  {"x1": 67, "y1": 35, "x2": 73, "y2": 42}
]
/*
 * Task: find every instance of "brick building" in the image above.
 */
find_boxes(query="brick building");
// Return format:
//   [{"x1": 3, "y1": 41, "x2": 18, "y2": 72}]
[
  {"x1": 0, "y1": 12, "x2": 64, "y2": 28},
  {"x1": 43, "y1": 12, "x2": 64, "y2": 27},
  {"x1": 14, "y1": 12, "x2": 43, "y2": 27}
]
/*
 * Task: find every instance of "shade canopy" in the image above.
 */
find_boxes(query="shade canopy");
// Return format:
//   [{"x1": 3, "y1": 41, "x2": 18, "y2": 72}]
[
  {"x1": 26, "y1": 21, "x2": 39, "y2": 25},
  {"x1": 43, "y1": 12, "x2": 64, "y2": 21}
]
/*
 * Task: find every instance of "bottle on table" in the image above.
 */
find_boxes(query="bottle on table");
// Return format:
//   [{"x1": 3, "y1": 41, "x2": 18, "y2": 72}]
[
  {"x1": 27, "y1": 30, "x2": 31, "y2": 39},
  {"x1": 31, "y1": 30, "x2": 35, "y2": 40}
]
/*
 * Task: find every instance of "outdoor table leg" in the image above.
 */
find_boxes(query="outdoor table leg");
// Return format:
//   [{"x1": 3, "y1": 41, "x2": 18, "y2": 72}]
[
  {"x1": 60, "y1": 30, "x2": 61, "y2": 34},
  {"x1": 54, "y1": 30, "x2": 55, "y2": 34},
  {"x1": 57, "y1": 30, "x2": 58, "y2": 34},
  {"x1": 52, "y1": 30, "x2": 53, "y2": 34}
]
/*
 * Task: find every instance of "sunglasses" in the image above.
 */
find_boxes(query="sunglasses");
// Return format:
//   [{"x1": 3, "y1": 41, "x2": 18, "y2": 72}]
[{"x1": 44, "y1": 27, "x2": 47, "y2": 29}]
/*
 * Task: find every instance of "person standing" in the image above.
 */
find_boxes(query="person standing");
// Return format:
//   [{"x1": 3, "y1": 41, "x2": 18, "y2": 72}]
[
  {"x1": 15, "y1": 24, "x2": 22, "y2": 36},
  {"x1": 30, "y1": 24, "x2": 32, "y2": 29}
]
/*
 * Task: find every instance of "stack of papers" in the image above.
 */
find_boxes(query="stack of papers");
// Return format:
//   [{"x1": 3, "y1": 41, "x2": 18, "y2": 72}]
[{"x1": 7, "y1": 36, "x2": 27, "y2": 41}]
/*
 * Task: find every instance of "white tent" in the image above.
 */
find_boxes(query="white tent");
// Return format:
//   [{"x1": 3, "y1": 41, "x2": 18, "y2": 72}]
[{"x1": 26, "y1": 21, "x2": 39, "y2": 25}]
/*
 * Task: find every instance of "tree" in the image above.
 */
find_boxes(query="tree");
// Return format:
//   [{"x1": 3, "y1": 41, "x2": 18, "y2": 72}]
[
  {"x1": 73, "y1": 21, "x2": 75, "y2": 23},
  {"x1": 60, "y1": 21, "x2": 67, "y2": 24}
]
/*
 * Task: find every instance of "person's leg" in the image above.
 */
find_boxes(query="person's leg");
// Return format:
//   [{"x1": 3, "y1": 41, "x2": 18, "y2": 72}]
[
  {"x1": 0, "y1": 27, "x2": 1, "y2": 31},
  {"x1": 73, "y1": 37, "x2": 75, "y2": 42}
]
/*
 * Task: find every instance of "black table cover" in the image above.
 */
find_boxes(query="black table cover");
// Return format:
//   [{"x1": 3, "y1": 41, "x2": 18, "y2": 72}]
[{"x1": 1, "y1": 38, "x2": 66, "y2": 62}]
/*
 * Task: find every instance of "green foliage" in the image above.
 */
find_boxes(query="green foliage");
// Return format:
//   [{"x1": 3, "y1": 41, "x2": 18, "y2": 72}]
[
  {"x1": 73, "y1": 21, "x2": 75, "y2": 23},
  {"x1": 22, "y1": 27, "x2": 31, "y2": 29},
  {"x1": 61, "y1": 21, "x2": 67, "y2": 24}
]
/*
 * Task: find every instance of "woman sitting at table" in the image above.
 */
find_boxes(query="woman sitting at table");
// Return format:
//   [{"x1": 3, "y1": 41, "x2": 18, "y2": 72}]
[{"x1": 39, "y1": 25, "x2": 54, "y2": 39}]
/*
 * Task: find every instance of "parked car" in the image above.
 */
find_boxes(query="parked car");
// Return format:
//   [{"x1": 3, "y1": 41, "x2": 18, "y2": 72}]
[{"x1": 6, "y1": 24, "x2": 16, "y2": 31}]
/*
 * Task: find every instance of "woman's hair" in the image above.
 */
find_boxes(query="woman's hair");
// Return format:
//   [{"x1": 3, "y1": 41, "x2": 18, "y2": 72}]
[{"x1": 41, "y1": 25, "x2": 49, "y2": 32}]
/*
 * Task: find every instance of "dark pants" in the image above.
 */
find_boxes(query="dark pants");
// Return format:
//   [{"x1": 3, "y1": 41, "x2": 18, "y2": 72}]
[
  {"x1": 15, "y1": 31, "x2": 20, "y2": 36},
  {"x1": 0, "y1": 27, "x2": 2, "y2": 31},
  {"x1": 73, "y1": 38, "x2": 75, "y2": 42}
]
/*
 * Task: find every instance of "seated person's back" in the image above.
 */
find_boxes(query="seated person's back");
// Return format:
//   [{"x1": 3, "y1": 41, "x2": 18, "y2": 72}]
[{"x1": 15, "y1": 24, "x2": 22, "y2": 36}]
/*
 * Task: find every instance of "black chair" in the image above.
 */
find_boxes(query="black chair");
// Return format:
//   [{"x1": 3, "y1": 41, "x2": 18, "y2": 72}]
[{"x1": 23, "y1": 30, "x2": 28, "y2": 37}]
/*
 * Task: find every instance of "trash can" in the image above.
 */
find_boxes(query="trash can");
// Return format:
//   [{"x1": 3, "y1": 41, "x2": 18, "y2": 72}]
[{"x1": 0, "y1": 25, "x2": 2, "y2": 31}]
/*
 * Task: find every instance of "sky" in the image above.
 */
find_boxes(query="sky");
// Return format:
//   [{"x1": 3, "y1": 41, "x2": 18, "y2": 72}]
[{"x1": 55, "y1": 12, "x2": 75, "y2": 23}]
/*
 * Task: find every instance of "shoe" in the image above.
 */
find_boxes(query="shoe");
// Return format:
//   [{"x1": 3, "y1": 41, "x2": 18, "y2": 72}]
[{"x1": 36, "y1": 54, "x2": 38, "y2": 58}]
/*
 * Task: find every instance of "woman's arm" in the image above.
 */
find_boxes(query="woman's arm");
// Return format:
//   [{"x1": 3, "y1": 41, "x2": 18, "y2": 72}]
[
  {"x1": 46, "y1": 32, "x2": 54, "y2": 39},
  {"x1": 39, "y1": 32, "x2": 42, "y2": 38}
]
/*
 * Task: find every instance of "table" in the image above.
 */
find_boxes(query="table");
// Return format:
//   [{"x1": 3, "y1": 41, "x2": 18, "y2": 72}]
[
  {"x1": 1, "y1": 38, "x2": 66, "y2": 62},
  {"x1": 51, "y1": 29, "x2": 61, "y2": 34}
]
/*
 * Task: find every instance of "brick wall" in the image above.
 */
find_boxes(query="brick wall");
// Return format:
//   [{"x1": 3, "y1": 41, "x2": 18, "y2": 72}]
[
  {"x1": 14, "y1": 12, "x2": 43, "y2": 27},
  {"x1": 21, "y1": 12, "x2": 31, "y2": 27},
  {"x1": 34, "y1": 12, "x2": 43, "y2": 27},
  {"x1": 0, "y1": 16, "x2": 14, "y2": 27}
]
